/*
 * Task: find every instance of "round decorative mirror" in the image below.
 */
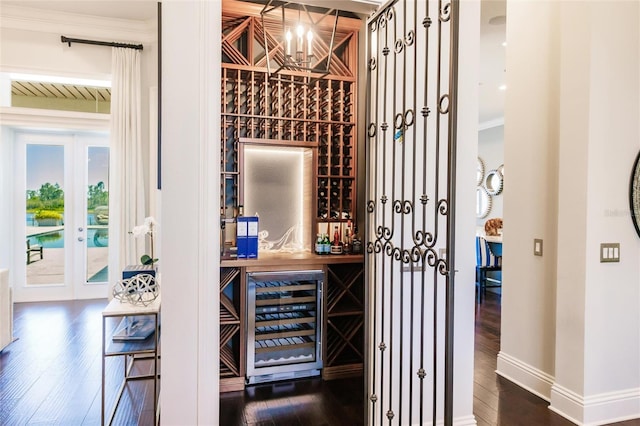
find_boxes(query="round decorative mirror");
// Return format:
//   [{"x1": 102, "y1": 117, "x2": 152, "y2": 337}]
[
  {"x1": 630, "y1": 151, "x2": 640, "y2": 238},
  {"x1": 498, "y1": 164, "x2": 504, "y2": 177},
  {"x1": 476, "y1": 187, "x2": 492, "y2": 218},
  {"x1": 485, "y1": 169, "x2": 504, "y2": 195},
  {"x1": 477, "y1": 157, "x2": 485, "y2": 186}
]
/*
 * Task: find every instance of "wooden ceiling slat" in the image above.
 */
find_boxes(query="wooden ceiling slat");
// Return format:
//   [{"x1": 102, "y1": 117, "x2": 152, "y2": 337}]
[
  {"x1": 11, "y1": 83, "x2": 30, "y2": 97},
  {"x1": 10, "y1": 80, "x2": 111, "y2": 103},
  {"x1": 50, "y1": 83, "x2": 71, "y2": 99},
  {"x1": 77, "y1": 86, "x2": 89, "y2": 100},
  {"x1": 30, "y1": 83, "x2": 49, "y2": 97},
  {"x1": 14, "y1": 82, "x2": 38, "y2": 97},
  {"x1": 39, "y1": 83, "x2": 59, "y2": 98},
  {"x1": 98, "y1": 89, "x2": 111, "y2": 101},
  {"x1": 66, "y1": 84, "x2": 82, "y2": 99},
  {"x1": 80, "y1": 86, "x2": 96, "y2": 101},
  {"x1": 60, "y1": 85, "x2": 76, "y2": 99}
]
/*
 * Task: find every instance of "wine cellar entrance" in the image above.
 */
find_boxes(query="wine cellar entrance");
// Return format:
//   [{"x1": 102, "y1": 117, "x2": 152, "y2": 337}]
[{"x1": 218, "y1": 0, "x2": 365, "y2": 399}]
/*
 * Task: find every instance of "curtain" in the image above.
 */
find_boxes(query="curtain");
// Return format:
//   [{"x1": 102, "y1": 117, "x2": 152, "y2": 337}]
[{"x1": 109, "y1": 47, "x2": 145, "y2": 295}]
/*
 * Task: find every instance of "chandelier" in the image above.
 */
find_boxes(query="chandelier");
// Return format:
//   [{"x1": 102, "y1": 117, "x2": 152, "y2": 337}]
[{"x1": 260, "y1": 0, "x2": 339, "y2": 79}]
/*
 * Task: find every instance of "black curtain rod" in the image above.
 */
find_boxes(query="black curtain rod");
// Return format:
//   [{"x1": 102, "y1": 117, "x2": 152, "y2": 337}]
[{"x1": 61, "y1": 35, "x2": 143, "y2": 50}]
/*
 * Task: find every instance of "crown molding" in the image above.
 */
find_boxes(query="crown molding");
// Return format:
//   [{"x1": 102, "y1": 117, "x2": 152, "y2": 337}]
[
  {"x1": 0, "y1": 4, "x2": 157, "y2": 44},
  {"x1": 478, "y1": 117, "x2": 504, "y2": 131},
  {"x1": 0, "y1": 106, "x2": 109, "y2": 131}
]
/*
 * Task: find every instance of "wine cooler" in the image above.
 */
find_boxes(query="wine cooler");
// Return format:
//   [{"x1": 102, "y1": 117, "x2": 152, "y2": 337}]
[{"x1": 246, "y1": 270, "x2": 323, "y2": 384}]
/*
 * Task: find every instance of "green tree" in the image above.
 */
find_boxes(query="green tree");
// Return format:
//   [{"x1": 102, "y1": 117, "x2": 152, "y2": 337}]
[
  {"x1": 37, "y1": 183, "x2": 64, "y2": 210},
  {"x1": 87, "y1": 181, "x2": 109, "y2": 209},
  {"x1": 26, "y1": 190, "x2": 43, "y2": 211}
]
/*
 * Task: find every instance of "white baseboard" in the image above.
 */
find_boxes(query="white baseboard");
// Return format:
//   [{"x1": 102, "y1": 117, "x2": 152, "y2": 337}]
[
  {"x1": 496, "y1": 351, "x2": 555, "y2": 401},
  {"x1": 550, "y1": 383, "x2": 640, "y2": 425},
  {"x1": 409, "y1": 414, "x2": 477, "y2": 426},
  {"x1": 453, "y1": 414, "x2": 478, "y2": 425}
]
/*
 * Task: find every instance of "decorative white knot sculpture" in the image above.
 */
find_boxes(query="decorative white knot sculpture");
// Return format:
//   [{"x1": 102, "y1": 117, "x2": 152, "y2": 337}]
[{"x1": 113, "y1": 273, "x2": 159, "y2": 306}]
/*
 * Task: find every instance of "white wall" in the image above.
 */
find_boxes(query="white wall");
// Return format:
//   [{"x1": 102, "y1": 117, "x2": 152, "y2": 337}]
[
  {"x1": 0, "y1": 126, "x2": 15, "y2": 270},
  {"x1": 499, "y1": 0, "x2": 560, "y2": 399},
  {"x1": 160, "y1": 2, "x2": 220, "y2": 424},
  {"x1": 552, "y1": 2, "x2": 640, "y2": 423},
  {"x1": 477, "y1": 125, "x2": 504, "y2": 227},
  {"x1": 501, "y1": 1, "x2": 640, "y2": 424},
  {"x1": 0, "y1": 5, "x2": 158, "y2": 217},
  {"x1": 455, "y1": 1, "x2": 481, "y2": 422},
  {"x1": 0, "y1": 4, "x2": 158, "y2": 300}
]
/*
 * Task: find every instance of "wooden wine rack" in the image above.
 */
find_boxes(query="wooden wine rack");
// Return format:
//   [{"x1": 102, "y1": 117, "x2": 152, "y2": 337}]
[
  {"x1": 219, "y1": 267, "x2": 245, "y2": 392},
  {"x1": 221, "y1": 2, "x2": 359, "y2": 232},
  {"x1": 323, "y1": 263, "x2": 365, "y2": 379},
  {"x1": 219, "y1": 0, "x2": 362, "y2": 388}
]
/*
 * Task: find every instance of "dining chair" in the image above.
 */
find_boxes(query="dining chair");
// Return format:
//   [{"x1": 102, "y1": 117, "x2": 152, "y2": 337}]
[{"x1": 476, "y1": 236, "x2": 502, "y2": 303}]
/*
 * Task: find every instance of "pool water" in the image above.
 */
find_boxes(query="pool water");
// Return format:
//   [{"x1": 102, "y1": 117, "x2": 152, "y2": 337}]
[{"x1": 27, "y1": 228, "x2": 109, "y2": 248}]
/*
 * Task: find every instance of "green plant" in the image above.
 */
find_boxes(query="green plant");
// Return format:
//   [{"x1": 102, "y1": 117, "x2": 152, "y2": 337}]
[{"x1": 34, "y1": 210, "x2": 63, "y2": 221}]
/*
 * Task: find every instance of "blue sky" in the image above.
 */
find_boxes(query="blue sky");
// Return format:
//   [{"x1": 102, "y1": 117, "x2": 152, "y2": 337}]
[{"x1": 26, "y1": 145, "x2": 109, "y2": 192}]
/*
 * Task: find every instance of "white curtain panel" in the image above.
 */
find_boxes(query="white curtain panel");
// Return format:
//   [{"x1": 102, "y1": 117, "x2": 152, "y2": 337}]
[{"x1": 109, "y1": 47, "x2": 146, "y2": 294}]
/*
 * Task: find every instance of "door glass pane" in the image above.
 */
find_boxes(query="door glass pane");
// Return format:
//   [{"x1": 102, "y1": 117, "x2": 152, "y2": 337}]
[
  {"x1": 26, "y1": 144, "x2": 65, "y2": 285},
  {"x1": 86, "y1": 147, "x2": 109, "y2": 283}
]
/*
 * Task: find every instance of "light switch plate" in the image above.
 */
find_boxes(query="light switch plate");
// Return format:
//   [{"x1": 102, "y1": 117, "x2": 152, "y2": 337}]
[
  {"x1": 600, "y1": 243, "x2": 620, "y2": 262},
  {"x1": 533, "y1": 239, "x2": 543, "y2": 256},
  {"x1": 439, "y1": 248, "x2": 447, "y2": 261}
]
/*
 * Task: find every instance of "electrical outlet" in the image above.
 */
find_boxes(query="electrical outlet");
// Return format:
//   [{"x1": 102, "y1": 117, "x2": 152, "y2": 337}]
[
  {"x1": 533, "y1": 239, "x2": 543, "y2": 256},
  {"x1": 600, "y1": 243, "x2": 620, "y2": 262}
]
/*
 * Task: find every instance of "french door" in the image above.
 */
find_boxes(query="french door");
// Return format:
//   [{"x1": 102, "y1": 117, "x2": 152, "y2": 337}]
[{"x1": 14, "y1": 130, "x2": 110, "y2": 302}]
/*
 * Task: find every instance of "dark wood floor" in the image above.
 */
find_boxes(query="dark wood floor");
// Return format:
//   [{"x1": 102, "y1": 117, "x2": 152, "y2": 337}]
[
  {"x1": 1, "y1": 294, "x2": 639, "y2": 425},
  {"x1": 221, "y1": 291, "x2": 640, "y2": 426},
  {"x1": 0, "y1": 298, "x2": 156, "y2": 425},
  {"x1": 473, "y1": 292, "x2": 637, "y2": 426}
]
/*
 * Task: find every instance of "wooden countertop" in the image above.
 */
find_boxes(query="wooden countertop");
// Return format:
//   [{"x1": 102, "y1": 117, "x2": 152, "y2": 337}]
[{"x1": 221, "y1": 251, "x2": 364, "y2": 268}]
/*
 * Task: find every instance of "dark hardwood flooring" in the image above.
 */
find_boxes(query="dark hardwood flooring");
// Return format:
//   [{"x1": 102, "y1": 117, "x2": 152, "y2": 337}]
[
  {"x1": 0, "y1": 298, "x2": 156, "y2": 425},
  {"x1": 1, "y1": 294, "x2": 638, "y2": 425},
  {"x1": 473, "y1": 291, "x2": 639, "y2": 426}
]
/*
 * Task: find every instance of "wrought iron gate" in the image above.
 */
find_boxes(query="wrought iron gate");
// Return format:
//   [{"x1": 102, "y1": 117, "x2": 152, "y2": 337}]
[{"x1": 364, "y1": 0, "x2": 459, "y2": 424}]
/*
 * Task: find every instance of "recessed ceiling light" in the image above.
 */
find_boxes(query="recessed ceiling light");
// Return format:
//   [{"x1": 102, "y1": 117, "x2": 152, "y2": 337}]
[
  {"x1": 502, "y1": 41, "x2": 507, "y2": 47},
  {"x1": 499, "y1": 84, "x2": 507, "y2": 91}
]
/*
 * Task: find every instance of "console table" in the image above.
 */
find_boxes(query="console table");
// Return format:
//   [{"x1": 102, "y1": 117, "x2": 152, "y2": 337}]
[{"x1": 101, "y1": 296, "x2": 161, "y2": 425}]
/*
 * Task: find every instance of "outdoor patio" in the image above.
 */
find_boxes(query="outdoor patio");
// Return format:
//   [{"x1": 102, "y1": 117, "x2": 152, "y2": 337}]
[{"x1": 26, "y1": 226, "x2": 109, "y2": 284}]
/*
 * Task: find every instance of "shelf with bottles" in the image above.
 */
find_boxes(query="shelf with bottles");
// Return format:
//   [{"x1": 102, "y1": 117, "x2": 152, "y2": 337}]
[
  {"x1": 313, "y1": 221, "x2": 362, "y2": 256},
  {"x1": 220, "y1": 54, "x2": 358, "y2": 240}
]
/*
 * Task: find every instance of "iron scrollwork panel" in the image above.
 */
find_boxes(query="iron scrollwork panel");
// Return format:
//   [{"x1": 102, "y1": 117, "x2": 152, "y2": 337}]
[{"x1": 365, "y1": 0, "x2": 459, "y2": 425}]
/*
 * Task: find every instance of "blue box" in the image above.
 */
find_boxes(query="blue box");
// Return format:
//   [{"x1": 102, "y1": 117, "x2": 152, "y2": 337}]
[
  {"x1": 237, "y1": 216, "x2": 258, "y2": 259},
  {"x1": 122, "y1": 265, "x2": 157, "y2": 280}
]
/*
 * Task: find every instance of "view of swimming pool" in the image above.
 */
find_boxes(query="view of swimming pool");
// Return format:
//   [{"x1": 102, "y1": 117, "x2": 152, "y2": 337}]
[
  {"x1": 27, "y1": 228, "x2": 109, "y2": 248},
  {"x1": 26, "y1": 213, "x2": 102, "y2": 226}
]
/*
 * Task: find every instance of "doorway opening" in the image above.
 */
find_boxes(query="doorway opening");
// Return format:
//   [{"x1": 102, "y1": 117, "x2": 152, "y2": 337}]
[{"x1": 14, "y1": 130, "x2": 111, "y2": 302}]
